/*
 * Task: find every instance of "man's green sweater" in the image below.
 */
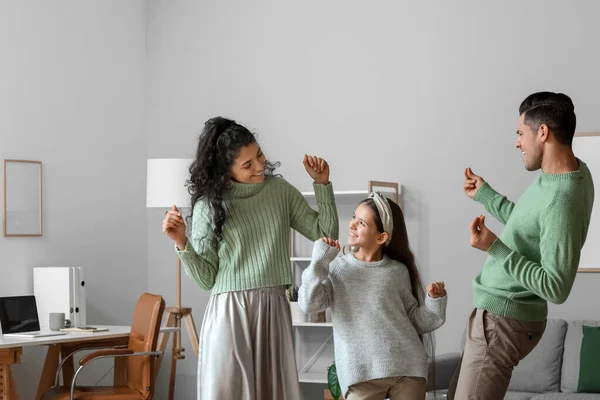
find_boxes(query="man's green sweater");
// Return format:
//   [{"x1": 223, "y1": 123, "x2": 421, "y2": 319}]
[{"x1": 473, "y1": 160, "x2": 594, "y2": 322}]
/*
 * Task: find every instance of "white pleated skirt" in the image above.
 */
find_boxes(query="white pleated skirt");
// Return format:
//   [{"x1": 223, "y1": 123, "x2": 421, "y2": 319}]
[{"x1": 198, "y1": 286, "x2": 301, "y2": 400}]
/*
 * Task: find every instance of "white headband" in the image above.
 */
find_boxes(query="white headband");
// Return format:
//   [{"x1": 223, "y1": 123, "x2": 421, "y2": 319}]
[{"x1": 368, "y1": 192, "x2": 394, "y2": 246}]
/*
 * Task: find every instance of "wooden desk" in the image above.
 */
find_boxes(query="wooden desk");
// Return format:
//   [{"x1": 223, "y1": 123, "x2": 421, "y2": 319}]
[{"x1": 0, "y1": 326, "x2": 130, "y2": 400}]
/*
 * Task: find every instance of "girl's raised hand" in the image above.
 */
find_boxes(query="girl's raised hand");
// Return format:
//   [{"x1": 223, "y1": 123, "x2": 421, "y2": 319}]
[{"x1": 426, "y1": 281, "x2": 446, "y2": 298}]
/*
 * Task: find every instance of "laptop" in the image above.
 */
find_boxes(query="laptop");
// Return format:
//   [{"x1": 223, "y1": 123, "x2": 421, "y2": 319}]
[{"x1": 0, "y1": 295, "x2": 66, "y2": 338}]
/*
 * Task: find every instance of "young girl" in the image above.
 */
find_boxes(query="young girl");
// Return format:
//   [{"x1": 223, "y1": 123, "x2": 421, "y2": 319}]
[
  {"x1": 162, "y1": 117, "x2": 339, "y2": 400},
  {"x1": 299, "y1": 192, "x2": 447, "y2": 400}
]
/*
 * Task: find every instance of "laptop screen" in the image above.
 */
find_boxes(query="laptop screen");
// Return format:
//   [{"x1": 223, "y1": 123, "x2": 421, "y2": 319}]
[{"x1": 0, "y1": 295, "x2": 41, "y2": 334}]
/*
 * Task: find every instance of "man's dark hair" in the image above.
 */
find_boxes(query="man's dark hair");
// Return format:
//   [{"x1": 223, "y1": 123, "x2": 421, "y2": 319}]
[{"x1": 519, "y1": 92, "x2": 576, "y2": 146}]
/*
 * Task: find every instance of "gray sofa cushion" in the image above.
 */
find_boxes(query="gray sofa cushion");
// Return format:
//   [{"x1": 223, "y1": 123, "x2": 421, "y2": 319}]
[
  {"x1": 530, "y1": 394, "x2": 600, "y2": 399},
  {"x1": 561, "y1": 320, "x2": 600, "y2": 393},
  {"x1": 505, "y1": 391, "x2": 539, "y2": 400},
  {"x1": 508, "y1": 319, "x2": 567, "y2": 393},
  {"x1": 431, "y1": 352, "x2": 461, "y2": 390}
]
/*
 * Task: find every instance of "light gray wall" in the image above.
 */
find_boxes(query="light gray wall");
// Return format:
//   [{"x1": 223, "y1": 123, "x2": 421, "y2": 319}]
[
  {"x1": 6, "y1": 1, "x2": 597, "y2": 399},
  {"x1": 146, "y1": 1, "x2": 600, "y2": 398},
  {"x1": 0, "y1": 1, "x2": 147, "y2": 398}
]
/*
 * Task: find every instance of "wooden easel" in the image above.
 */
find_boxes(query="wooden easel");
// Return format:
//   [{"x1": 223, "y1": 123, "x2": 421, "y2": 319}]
[{"x1": 155, "y1": 257, "x2": 199, "y2": 400}]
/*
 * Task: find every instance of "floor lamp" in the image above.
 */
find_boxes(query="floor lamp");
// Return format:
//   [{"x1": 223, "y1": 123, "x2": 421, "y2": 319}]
[{"x1": 146, "y1": 158, "x2": 199, "y2": 400}]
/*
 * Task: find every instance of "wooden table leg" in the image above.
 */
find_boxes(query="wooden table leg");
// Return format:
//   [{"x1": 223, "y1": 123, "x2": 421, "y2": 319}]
[
  {"x1": 36, "y1": 345, "x2": 61, "y2": 400},
  {"x1": 1, "y1": 348, "x2": 22, "y2": 400},
  {"x1": 8, "y1": 368, "x2": 19, "y2": 400},
  {"x1": 114, "y1": 357, "x2": 127, "y2": 386},
  {"x1": 60, "y1": 347, "x2": 75, "y2": 387},
  {"x1": 0, "y1": 363, "x2": 9, "y2": 400},
  {"x1": 0, "y1": 364, "x2": 20, "y2": 400}
]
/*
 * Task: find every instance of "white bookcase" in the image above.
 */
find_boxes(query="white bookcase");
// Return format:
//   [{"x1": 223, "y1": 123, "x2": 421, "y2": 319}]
[{"x1": 290, "y1": 181, "x2": 399, "y2": 386}]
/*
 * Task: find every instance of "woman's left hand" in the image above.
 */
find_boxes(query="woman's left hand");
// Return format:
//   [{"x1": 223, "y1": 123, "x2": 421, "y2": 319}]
[
  {"x1": 427, "y1": 281, "x2": 446, "y2": 298},
  {"x1": 303, "y1": 154, "x2": 330, "y2": 184}
]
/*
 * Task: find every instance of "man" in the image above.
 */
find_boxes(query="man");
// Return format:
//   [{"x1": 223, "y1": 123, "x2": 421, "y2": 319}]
[{"x1": 448, "y1": 92, "x2": 595, "y2": 399}]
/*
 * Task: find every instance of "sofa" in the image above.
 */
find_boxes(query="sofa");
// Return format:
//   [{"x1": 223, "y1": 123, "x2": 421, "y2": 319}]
[{"x1": 432, "y1": 319, "x2": 600, "y2": 399}]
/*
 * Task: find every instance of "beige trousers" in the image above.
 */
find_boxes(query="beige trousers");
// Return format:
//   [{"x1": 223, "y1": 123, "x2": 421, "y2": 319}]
[
  {"x1": 346, "y1": 376, "x2": 427, "y2": 400},
  {"x1": 447, "y1": 308, "x2": 546, "y2": 400},
  {"x1": 198, "y1": 286, "x2": 301, "y2": 400}
]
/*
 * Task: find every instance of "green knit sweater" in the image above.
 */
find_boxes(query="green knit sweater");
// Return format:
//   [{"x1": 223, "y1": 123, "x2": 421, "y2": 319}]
[
  {"x1": 472, "y1": 160, "x2": 594, "y2": 322},
  {"x1": 176, "y1": 177, "x2": 339, "y2": 295}
]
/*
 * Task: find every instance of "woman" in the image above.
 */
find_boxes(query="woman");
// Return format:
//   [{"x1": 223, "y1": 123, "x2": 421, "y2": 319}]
[{"x1": 162, "y1": 116, "x2": 339, "y2": 399}]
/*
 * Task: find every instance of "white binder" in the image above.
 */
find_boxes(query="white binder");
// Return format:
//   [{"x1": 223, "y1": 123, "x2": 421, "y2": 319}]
[{"x1": 33, "y1": 267, "x2": 87, "y2": 328}]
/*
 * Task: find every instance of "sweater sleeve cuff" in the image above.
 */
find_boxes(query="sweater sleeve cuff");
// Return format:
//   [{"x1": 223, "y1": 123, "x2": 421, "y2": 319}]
[
  {"x1": 473, "y1": 182, "x2": 497, "y2": 205},
  {"x1": 424, "y1": 293, "x2": 447, "y2": 314},
  {"x1": 312, "y1": 240, "x2": 340, "y2": 264},
  {"x1": 175, "y1": 239, "x2": 193, "y2": 254},
  {"x1": 487, "y1": 238, "x2": 513, "y2": 260},
  {"x1": 313, "y1": 182, "x2": 335, "y2": 204}
]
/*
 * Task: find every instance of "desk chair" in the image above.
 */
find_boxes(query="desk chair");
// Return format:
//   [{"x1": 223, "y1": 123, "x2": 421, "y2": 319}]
[{"x1": 41, "y1": 292, "x2": 165, "y2": 400}]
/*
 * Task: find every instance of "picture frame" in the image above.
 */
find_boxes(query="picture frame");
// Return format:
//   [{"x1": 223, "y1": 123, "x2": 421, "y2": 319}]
[
  {"x1": 2, "y1": 159, "x2": 43, "y2": 237},
  {"x1": 573, "y1": 133, "x2": 600, "y2": 272}
]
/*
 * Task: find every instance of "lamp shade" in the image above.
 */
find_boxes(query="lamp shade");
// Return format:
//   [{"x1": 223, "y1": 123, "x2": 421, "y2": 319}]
[{"x1": 146, "y1": 158, "x2": 193, "y2": 208}]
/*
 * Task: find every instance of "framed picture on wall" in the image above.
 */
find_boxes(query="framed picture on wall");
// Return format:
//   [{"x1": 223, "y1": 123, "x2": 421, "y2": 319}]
[
  {"x1": 573, "y1": 133, "x2": 600, "y2": 272},
  {"x1": 2, "y1": 159, "x2": 43, "y2": 237}
]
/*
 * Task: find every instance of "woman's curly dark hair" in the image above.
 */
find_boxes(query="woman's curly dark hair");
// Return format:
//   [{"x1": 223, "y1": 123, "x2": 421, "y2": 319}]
[{"x1": 186, "y1": 117, "x2": 279, "y2": 246}]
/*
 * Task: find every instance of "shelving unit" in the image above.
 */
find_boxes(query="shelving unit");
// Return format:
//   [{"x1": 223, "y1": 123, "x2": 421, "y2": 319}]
[
  {"x1": 299, "y1": 371, "x2": 329, "y2": 384},
  {"x1": 293, "y1": 322, "x2": 333, "y2": 327},
  {"x1": 300, "y1": 189, "x2": 368, "y2": 197},
  {"x1": 290, "y1": 180, "x2": 400, "y2": 388},
  {"x1": 290, "y1": 257, "x2": 312, "y2": 262}
]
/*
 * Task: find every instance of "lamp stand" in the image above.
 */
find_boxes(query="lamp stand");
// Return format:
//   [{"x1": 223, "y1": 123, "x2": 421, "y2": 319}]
[{"x1": 155, "y1": 256, "x2": 199, "y2": 400}]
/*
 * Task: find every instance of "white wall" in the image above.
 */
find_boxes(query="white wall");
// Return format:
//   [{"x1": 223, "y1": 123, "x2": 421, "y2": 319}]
[
  {"x1": 3, "y1": 1, "x2": 598, "y2": 399},
  {"x1": 0, "y1": 1, "x2": 147, "y2": 398},
  {"x1": 146, "y1": 0, "x2": 600, "y2": 398}
]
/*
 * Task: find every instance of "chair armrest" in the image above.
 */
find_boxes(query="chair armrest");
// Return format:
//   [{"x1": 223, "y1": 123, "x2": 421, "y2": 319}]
[
  {"x1": 70, "y1": 350, "x2": 163, "y2": 400},
  {"x1": 80, "y1": 348, "x2": 134, "y2": 366},
  {"x1": 431, "y1": 352, "x2": 461, "y2": 390},
  {"x1": 55, "y1": 344, "x2": 128, "y2": 386}
]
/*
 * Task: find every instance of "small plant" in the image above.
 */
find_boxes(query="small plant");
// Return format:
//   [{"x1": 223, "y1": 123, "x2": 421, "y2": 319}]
[
  {"x1": 327, "y1": 362, "x2": 341, "y2": 400},
  {"x1": 287, "y1": 285, "x2": 299, "y2": 302}
]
